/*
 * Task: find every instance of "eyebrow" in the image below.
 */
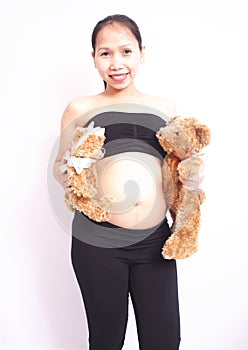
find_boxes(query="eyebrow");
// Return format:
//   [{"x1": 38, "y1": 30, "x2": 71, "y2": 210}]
[{"x1": 97, "y1": 43, "x2": 134, "y2": 52}]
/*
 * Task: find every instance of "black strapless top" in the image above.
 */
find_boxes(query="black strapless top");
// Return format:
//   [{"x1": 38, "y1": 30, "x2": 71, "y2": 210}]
[{"x1": 84, "y1": 111, "x2": 167, "y2": 161}]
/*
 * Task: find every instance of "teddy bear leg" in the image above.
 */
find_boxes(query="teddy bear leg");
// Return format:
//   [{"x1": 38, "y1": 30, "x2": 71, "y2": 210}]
[
  {"x1": 162, "y1": 204, "x2": 201, "y2": 259},
  {"x1": 161, "y1": 227, "x2": 199, "y2": 260}
]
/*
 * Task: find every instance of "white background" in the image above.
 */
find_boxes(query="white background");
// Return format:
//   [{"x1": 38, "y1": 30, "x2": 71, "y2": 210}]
[{"x1": 1, "y1": 0, "x2": 248, "y2": 349}]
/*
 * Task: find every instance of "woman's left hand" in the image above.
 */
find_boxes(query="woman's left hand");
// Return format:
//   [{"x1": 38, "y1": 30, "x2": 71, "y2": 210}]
[
  {"x1": 179, "y1": 175, "x2": 204, "y2": 191},
  {"x1": 178, "y1": 156, "x2": 204, "y2": 191}
]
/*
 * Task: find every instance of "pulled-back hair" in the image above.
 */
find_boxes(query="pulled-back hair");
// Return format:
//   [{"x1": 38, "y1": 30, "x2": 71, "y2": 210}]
[{"x1": 91, "y1": 14, "x2": 142, "y2": 52}]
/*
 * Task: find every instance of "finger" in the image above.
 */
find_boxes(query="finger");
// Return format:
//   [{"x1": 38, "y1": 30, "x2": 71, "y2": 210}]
[{"x1": 65, "y1": 186, "x2": 73, "y2": 193}]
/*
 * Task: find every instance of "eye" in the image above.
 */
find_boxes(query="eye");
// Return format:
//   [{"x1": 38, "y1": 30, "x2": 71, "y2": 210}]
[
  {"x1": 123, "y1": 49, "x2": 132, "y2": 55},
  {"x1": 100, "y1": 51, "x2": 110, "y2": 57},
  {"x1": 175, "y1": 131, "x2": 180, "y2": 136}
]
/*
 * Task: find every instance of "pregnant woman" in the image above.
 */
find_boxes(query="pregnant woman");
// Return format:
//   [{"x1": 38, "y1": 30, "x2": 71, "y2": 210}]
[{"x1": 53, "y1": 14, "x2": 201, "y2": 350}]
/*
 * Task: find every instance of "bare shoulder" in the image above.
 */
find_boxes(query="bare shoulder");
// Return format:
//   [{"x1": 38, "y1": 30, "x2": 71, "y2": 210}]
[
  {"x1": 60, "y1": 95, "x2": 99, "y2": 129},
  {"x1": 149, "y1": 95, "x2": 177, "y2": 119},
  {"x1": 55, "y1": 95, "x2": 100, "y2": 163}
]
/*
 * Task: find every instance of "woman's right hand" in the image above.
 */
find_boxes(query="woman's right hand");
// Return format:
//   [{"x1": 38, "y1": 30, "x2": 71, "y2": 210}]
[
  {"x1": 60, "y1": 171, "x2": 70, "y2": 192},
  {"x1": 53, "y1": 159, "x2": 71, "y2": 192}
]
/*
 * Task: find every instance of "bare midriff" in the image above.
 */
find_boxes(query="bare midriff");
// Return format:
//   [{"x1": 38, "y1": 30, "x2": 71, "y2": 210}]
[{"x1": 95, "y1": 152, "x2": 167, "y2": 229}]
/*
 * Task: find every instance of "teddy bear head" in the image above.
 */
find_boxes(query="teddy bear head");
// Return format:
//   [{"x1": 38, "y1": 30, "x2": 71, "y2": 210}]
[
  {"x1": 71, "y1": 125, "x2": 106, "y2": 159},
  {"x1": 156, "y1": 116, "x2": 211, "y2": 159}
]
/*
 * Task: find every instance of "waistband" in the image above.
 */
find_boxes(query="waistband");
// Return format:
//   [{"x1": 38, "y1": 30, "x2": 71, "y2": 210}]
[{"x1": 72, "y1": 211, "x2": 169, "y2": 248}]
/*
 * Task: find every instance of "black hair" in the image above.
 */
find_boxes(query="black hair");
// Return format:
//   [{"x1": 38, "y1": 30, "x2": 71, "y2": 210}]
[{"x1": 91, "y1": 14, "x2": 143, "y2": 89}]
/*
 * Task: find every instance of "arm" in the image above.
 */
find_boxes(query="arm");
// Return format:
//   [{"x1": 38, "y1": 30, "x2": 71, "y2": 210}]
[{"x1": 53, "y1": 101, "x2": 84, "y2": 189}]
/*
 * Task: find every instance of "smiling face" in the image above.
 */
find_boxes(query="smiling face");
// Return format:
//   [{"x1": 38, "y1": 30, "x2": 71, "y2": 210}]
[{"x1": 92, "y1": 23, "x2": 145, "y2": 92}]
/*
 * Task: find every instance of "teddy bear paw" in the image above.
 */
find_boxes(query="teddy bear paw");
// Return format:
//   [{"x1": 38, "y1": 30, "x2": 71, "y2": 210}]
[{"x1": 161, "y1": 240, "x2": 198, "y2": 260}]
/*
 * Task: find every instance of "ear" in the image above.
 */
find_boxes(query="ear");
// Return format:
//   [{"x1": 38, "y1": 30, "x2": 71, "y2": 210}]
[
  {"x1": 140, "y1": 45, "x2": 145, "y2": 63},
  {"x1": 91, "y1": 51, "x2": 97, "y2": 68},
  {"x1": 195, "y1": 123, "x2": 211, "y2": 148}
]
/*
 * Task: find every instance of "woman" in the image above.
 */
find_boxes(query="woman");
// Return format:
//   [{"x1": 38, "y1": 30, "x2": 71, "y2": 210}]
[{"x1": 54, "y1": 14, "x2": 200, "y2": 350}]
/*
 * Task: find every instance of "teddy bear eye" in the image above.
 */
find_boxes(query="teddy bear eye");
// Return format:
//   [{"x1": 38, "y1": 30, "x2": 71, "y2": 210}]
[{"x1": 175, "y1": 131, "x2": 180, "y2": 136}]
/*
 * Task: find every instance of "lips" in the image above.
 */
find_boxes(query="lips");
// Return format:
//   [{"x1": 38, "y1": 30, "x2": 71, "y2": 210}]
[{"x1": 109, "y1": 73, "x2": 128, "y2": 82}]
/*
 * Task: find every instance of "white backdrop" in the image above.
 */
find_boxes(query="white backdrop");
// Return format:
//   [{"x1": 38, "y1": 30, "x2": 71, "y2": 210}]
[{"x1": 1, "y1": 0, "x2": 248, "y2": 349}]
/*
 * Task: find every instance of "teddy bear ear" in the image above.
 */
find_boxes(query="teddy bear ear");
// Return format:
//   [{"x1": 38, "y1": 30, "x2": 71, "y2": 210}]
[
  {"x1": 195, "y1": 123, "x2": 211, "y2": 148},
  {"x1": 171, "y1": 116, "x2": 180, "y2": 122},
  {"x1": 167, "y1": 116, "x2": 182, "y2": 129}
]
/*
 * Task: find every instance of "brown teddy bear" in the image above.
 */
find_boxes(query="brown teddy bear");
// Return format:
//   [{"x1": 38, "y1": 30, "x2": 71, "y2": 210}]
[
  {"x1": 156, "y1": 116, "x2": 211, "y2": 259},
  {"x1": 60, "y1": 122, "x2": 114, "y2": 222},
  {"x1": 61, "y1": 116, "x2": 210, "y2": 259}
]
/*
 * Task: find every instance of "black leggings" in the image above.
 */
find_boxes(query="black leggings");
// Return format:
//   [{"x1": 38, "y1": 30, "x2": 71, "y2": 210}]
[{"x1": 71, "y1": 212, "x2": 181, "y2": 350}]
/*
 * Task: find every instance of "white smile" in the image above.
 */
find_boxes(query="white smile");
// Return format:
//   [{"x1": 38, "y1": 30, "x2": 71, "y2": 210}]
[{"x1": 110, "y1": 73, "x2": 129, "y2": 82}]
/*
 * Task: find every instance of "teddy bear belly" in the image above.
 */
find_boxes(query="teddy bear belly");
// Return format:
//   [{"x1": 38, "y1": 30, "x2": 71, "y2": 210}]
[{"x1": 95, "y1": 152, "x2": 167, "y2": 229}]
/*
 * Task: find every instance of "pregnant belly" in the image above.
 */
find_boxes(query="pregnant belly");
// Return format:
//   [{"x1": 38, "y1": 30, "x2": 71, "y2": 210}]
[{"x1": 95, "y1": 152, "x2": 167, "y2": 229}]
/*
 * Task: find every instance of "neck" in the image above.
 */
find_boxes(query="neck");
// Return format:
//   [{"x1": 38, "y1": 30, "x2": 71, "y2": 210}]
[{"x1": 101, "y1": 85, "x2": 143, "y2": 100}]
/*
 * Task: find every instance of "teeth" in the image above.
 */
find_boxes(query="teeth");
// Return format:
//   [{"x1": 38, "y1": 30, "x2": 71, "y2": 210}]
[{"x1": 111, "y1": 74, "x2": 128, "y2": 81}]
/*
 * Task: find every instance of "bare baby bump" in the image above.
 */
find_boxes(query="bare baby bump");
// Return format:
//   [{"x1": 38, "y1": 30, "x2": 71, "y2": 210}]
[{"x1": 95, "y1": 152, "x2": 167, "y2": 229}]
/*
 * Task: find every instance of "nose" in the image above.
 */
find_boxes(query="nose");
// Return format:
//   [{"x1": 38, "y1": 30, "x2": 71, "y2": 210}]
[{"x1": 110, "y1": 54, "x2": 124, "y2": 70}]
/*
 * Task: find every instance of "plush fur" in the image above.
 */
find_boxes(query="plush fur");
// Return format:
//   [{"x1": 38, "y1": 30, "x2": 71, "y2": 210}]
[
  {"x1": 156, "y1": 116, "x2": 211, "y2": 259},
  {"x1": 64, "y1": 125, "x2": 114, "y2": 222},
  {"x1": 64, "y1": 117, "x2": 210, "y2": 259}
]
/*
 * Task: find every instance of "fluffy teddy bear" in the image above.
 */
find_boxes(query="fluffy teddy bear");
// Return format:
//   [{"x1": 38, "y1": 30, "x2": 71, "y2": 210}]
[
  {"x1": 61, "y1": 116, "x2": 210, "y2": 258},
  {"x1": 60, "y1": 121, "x2": 114, "y2": 222},
  {"x1": 156, "y1": 116, "x2": 211, "y2": 259}
]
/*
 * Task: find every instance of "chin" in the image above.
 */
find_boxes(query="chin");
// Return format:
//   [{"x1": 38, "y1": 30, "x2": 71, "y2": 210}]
[{"x1": 112, "y1": 82, "x2": 135, "y2": 92}]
